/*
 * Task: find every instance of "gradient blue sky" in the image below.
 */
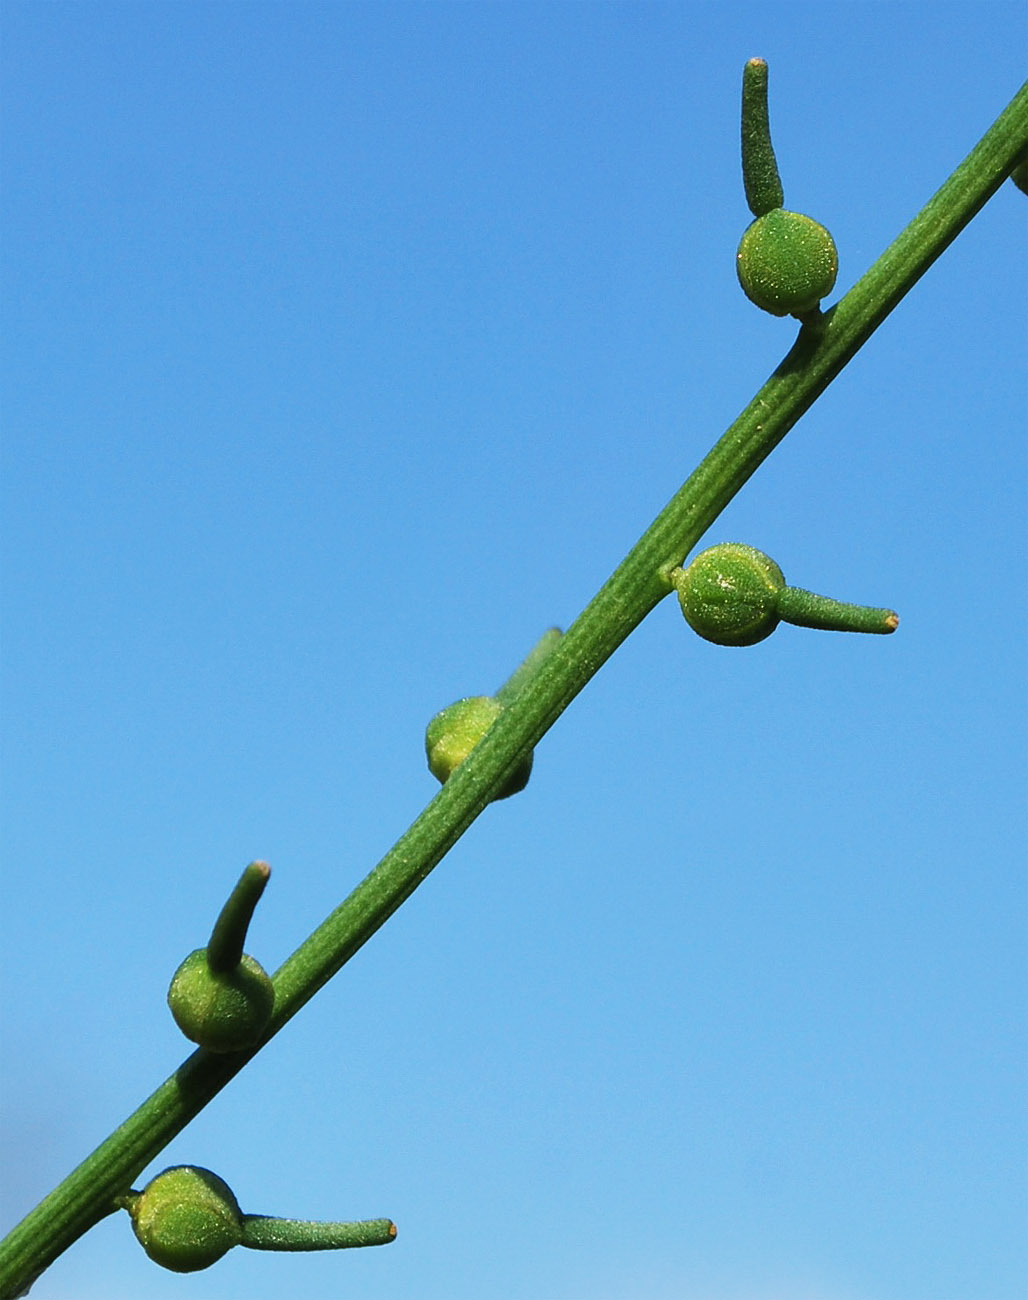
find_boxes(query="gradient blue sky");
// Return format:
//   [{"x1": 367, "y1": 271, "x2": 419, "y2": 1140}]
[{"x1": 2, "y1": 5, "x2": 1025, "y2": 1299}]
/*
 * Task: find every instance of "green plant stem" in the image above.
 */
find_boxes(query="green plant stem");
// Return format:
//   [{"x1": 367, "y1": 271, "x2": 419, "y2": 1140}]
[{"x1": 2, "y1": 77, "x2": 1024, "y2": 1300}]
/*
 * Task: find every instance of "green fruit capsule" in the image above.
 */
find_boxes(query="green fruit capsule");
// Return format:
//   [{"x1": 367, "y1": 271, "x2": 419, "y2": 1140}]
[
  {"x1": 425, "y1": 696, "x2": 532, "y2": 800},
  {"x1": 122, "y1": 1165, "x2": 397, "y2": 1273},
  {"x1": 168, "y1": 948, "x2": 275, "y2": 1053},
  {"x1": 737, "y1": 208, "x2": 838, "y2": 317},
  {"x1": 672, "y1": 543, "x2": 898, "y2": 646},
  {"x1": 674, "y1": 543, "x2": 785, "y2": 646},
  {"x1": 167, "y1": 861, "x2": 275, "y2": 1053},
  {"x1": 125, "y1": 1166, "x2": 243, "y2": 1273}
]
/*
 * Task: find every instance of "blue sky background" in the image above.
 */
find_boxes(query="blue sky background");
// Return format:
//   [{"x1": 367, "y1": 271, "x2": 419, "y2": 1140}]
[{"x1": 1, "y1": 5, "x2": 1025, "y2": 1299}]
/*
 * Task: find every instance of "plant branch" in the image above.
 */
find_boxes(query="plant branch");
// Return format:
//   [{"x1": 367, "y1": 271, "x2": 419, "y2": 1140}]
[{"x1": 2, "y1": 76, "x2": 1024, "y2": 1300}]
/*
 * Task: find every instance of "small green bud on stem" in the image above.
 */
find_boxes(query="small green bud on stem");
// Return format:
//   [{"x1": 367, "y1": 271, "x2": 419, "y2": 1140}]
[
  {"x1": 425, "y1": 697, "x2": 532, "y2": 799},
  {"x1": 671, "y1": 543, "x2": 898, "y2": 647},
  {"x1": 425, "y1": 628, "x2": 561, "y2": 801},
  {"x1": 123, "y1": 1166, "x2": 243, "y2": 1273},
  {"x1": 673, "y1": 543, "x2": 784, "y2": 646},
  {"x1": 168, "y1": 949, "x2": 275, "y2": 1052},
  {"x1": 737, "y1": 59, "x2": 839, "y2": 319},
  {"x1": 122, "y1": 1167, "x2": 396, "y2": 1274},
  {"x1": 737, "y1": 209, "x2": 838, "y2": 318},
  {"x1": 167, "y1": 862, "x2": 275, "y2": 1053}
]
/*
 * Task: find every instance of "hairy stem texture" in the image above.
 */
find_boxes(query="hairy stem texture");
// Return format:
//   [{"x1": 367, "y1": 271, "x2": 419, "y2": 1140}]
[{"x1": 2, "y1": 75, "x2": 1025, "y2": 1300}]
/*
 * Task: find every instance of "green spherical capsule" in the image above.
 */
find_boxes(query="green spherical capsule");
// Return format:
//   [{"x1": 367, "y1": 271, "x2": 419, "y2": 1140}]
[
  {"x1": 128, "y1": 1166, "x2": 243, "y2": 1273},
  {"x1": 168, "y1": 948, "x2": 274, "y2": 1053},
  {"x1": 425, "y1": 696, "x2": 532, "y2": 799},
  {"x1": 674, "y1": 543, "x2": 785, "y2": 646},
  {"x1": 736, "y1": 208, "x2": 838, "y2": 317}
]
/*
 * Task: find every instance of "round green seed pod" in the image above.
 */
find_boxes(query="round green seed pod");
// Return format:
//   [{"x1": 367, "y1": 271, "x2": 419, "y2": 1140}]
[
  {"x1": 674, "y1": 543, "x2": 785, "y2": 646},
  {"x1": 736, "y1": 208, "x2": 838, "y2": 317},
  {"x1": 168, "y1": 948, "x2": 274, "y2": 1053},
  {"x1": 425, "y1": 696, "x2": 532, "y2": 799},
  {"x1": 127, "y1": 1166, "x2": 243, "y2": 1273}
]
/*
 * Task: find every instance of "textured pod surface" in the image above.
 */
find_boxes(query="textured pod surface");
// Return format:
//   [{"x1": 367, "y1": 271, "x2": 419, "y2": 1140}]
[
  {"x1": 128, "y1": 1166, "x2": 243, "y2": 1273},
  {"x1": 425, "y1": 696, "x2": 532, "y2": 799},
  {"x1": 737, "y1": 208, "x2": 838, "y2": 316},
  {"x1": 674, "y1": 543, "x2": 785, "y2": 646},
  {"x1": 168, "y1": 949, "x2": 274, "y2": 1053}
]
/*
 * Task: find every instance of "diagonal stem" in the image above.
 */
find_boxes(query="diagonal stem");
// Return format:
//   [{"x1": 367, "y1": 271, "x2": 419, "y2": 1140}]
[{"x1": 1, "y1": 75, "x2": 1025, "y2": 1300}]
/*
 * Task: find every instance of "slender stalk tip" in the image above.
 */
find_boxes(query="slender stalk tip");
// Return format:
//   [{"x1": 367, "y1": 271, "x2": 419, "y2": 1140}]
[
  {"x1": 240, "y1": 1214, "x2": 398, "y2": 1251},
  {"x1": 741, "y1": 56, "x2": 784, "y2": 217},
  {"x1": 207, "y1": 862, "x2": 272, "y2": 973},
  {"x1": 777, "y1": 587, "x2": 900, "y2": 635}
]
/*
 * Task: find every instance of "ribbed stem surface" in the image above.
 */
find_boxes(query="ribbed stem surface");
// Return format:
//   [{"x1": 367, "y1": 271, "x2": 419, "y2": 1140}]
[{"x1": 1, "y1": 74, "x2": 1024, "y2": 1300}]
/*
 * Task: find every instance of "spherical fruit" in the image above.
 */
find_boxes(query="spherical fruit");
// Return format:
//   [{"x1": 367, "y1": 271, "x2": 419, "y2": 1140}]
[
  {"x1": 675, "y1": 543, "x2": 785, "y2": 646},
  {"x1": 129, "y1": 1166, "x2": 243, "y2": 1273},
  {"x1": 737, "y1": 208, "x2": 838, "y2": 317},
  {"x1": 168, "y1": 949, "x2": 274, "y2": 1053}
]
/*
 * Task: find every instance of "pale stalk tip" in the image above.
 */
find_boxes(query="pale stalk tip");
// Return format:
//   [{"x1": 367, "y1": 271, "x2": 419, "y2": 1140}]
[
  {"x1": 741, "y1": 56, "x2": 785, "y2": 218},
  {"x1": 206, "y1": 860, "x2": 273, "y2": 973}
]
